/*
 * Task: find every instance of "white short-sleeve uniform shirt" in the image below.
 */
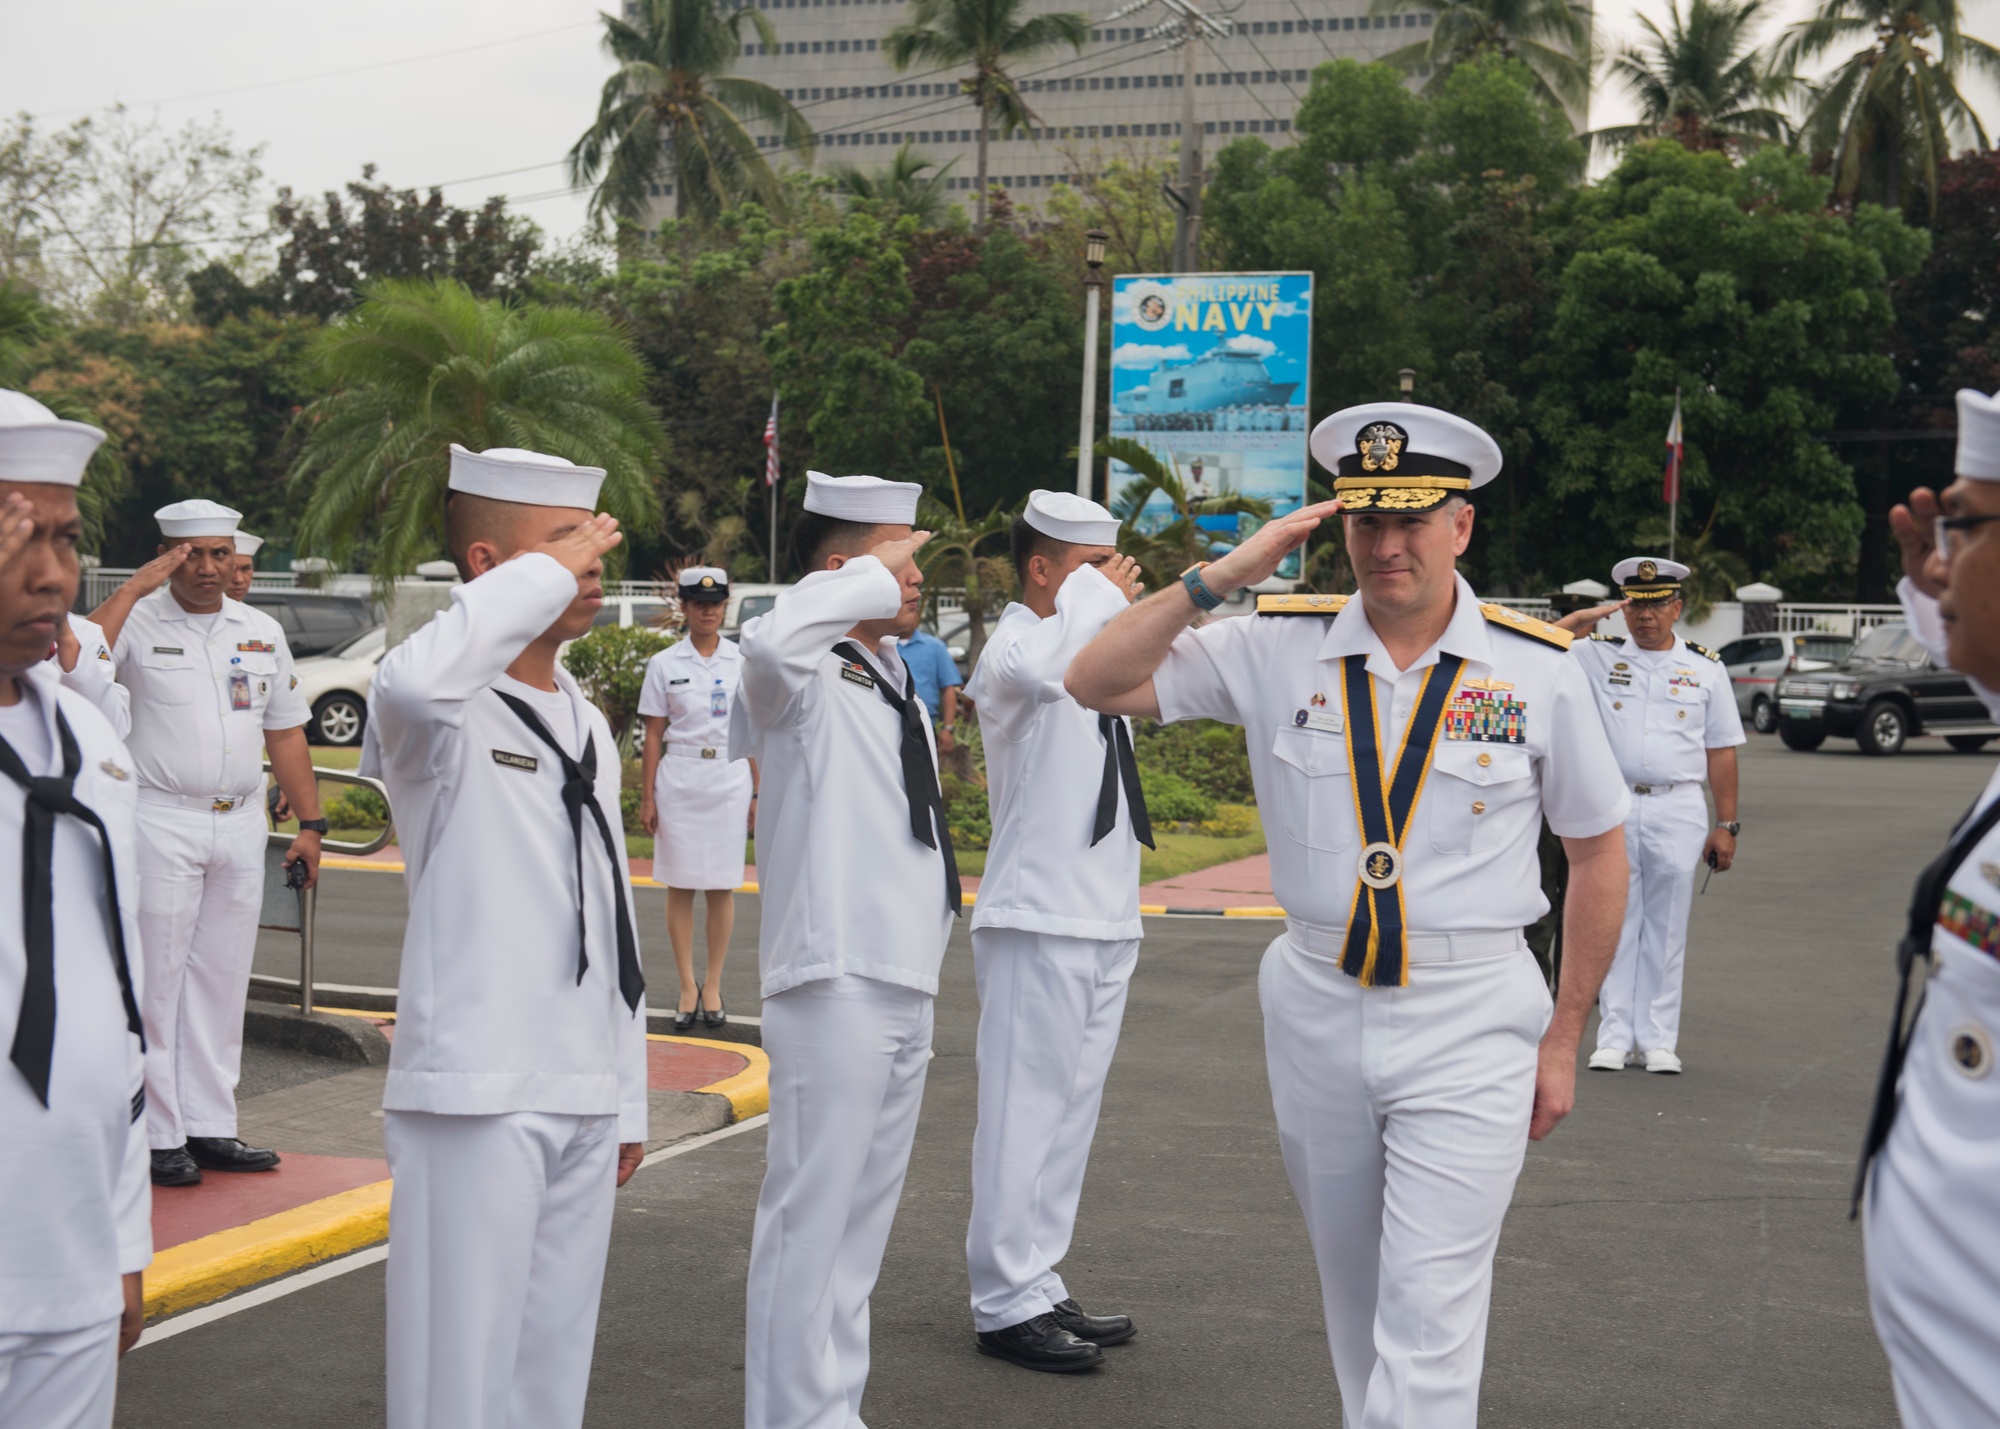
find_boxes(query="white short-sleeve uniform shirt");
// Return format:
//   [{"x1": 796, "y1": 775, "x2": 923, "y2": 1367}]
[
  {"x1": 1571, "y1": 635, "x2": 1744, "y2": 787},
  {"x1": 1152, "y1": 577, "x2": 1630, "y2": 932}
]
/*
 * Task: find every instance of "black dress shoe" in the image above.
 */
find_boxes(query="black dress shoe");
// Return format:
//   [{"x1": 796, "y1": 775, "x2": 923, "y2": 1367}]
[
  {"x1": 185, "y1": 1137, "x2": 281, "y2": 1172},
  {"x1": 976, "y1": 1313, "x2": 1106, "y2": 1373},
  {"x1": 1050, "y1": 1297, "x2": 1136, "y2": 1346},
  {"x1": 150, "y1": 1146, "x2": 201, "y2": 1187}
]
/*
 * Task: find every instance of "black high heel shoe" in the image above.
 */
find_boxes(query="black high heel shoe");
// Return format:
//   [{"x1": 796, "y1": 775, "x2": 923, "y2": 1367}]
[
  {"x1": 702, "y1": 988, "x2": 728, "y2": 1029},
  {"x1": 673, "y1": 989, "x2": 699, "y2": 1032}
]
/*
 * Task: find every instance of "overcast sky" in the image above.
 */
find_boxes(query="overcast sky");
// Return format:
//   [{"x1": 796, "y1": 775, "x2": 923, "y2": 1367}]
[{"x1": 5, "y1": 0, "x2": 1996, "y2": 251}]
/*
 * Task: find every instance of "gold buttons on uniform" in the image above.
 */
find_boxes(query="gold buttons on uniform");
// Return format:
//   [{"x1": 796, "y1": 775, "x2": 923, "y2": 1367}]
[
  {"x1": 1613, "y1": 701, "x2": 1623, "y2": 710},
  {"x1": 1477, "y1": 752, "x2": 1492, "y2": 767},
  {"x1": 1677, "y1": 709, "x2": 1687, "y2": 720},
  {"x1": 1951, "y1": 1025, "x2": 1993, "y2": 1078},
  {"x1": 1472, "y1": 800, "x2": 1487, "y2": 815}
]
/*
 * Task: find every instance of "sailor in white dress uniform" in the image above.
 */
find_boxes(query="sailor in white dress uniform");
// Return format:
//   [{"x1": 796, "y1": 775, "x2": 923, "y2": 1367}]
[
  {"x1": 1861, "y1": 386, "x2": 2000, "y2": 1428},
  {"x1": 110, "y1": 499, "x2": 324, "y2": 1185},
  {"x1": 962, "y1": 491, "x2": 1150, "y2": 1373},
  {"x1": 1571, "y1": 557, "x2": 1744, "y2": 1075},
  {"x1": 225, "y1": 531, "x2": 260, "y2": 604},
  {"x1": 639, "y1": 566, "x2": 754, "y2": 1028},
  {"x1": 366, "y1": 445, "x2": 647, "y2": 1429},
  {"x1": 1068, "y1": 404, "x2": 1631, "y2": 1429},
  {"x1": 52, "y1": 611, "x2": 128, "y2": 738},
  {"x1": 0, "y1": 392, "x2": 150, "y2": 1428},
  {"x1": 734, "y1": 471, "x2": 957, "y2": 1429}
]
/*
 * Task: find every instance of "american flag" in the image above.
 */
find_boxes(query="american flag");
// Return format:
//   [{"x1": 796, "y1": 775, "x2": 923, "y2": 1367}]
[
  {"x1": 763, "y1": 394, "x2": 780, "y2": 488},
  {"x1": 1662, "y1": 392, "x2": 1683, "y2": 506}
]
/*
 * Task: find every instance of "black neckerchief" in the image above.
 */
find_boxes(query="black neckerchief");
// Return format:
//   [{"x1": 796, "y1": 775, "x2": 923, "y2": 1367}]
[
  {"x1": 493, "y1": 690, "x2": 645, "y2": 1012},
  {"x1": 1852, "y1": 789, "x2": 2000, "y2": 1217},
  {"x1": 832, "y1": 641, "x2": 962, "y2": 917},
  {"x1": 1093, "y1": 714, "x2": 1154, "y2": 849},
  {"x1": 0, "y1": 703, "x2": 144, "y2": 1106}
]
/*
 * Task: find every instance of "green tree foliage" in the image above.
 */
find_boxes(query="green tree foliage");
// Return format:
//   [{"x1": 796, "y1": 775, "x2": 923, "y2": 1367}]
[
  {"x1": 832, "y1": 145, "x2": 959, "y2": 226},
  {"x1": 563, "y1": 622, "x2": 674, "y2": 747},
  {"x1": 1592, "y1": 0, "x2": 1793, "y2": 156},
  {"x1": 885, "y1": 0, "x2": 1089, "y2": 229},
  {"x1": 289, "y1": 279, "x2": 666, "y2": 585},
  {"x1": 1374, "y1": 0, "x2": 1593, "y2": 113},
  {"x1": 568, "y1": 0, "x2": 812, "y2": 226}
]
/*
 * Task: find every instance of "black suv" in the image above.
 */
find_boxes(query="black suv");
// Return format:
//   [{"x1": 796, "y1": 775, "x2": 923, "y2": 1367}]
[
  {"x1": 1774, "y1": 621, "x2": 1998, "y2": 756},
  {"x1": 243, "y1": 591, "x2": 380, "y2": 658}
]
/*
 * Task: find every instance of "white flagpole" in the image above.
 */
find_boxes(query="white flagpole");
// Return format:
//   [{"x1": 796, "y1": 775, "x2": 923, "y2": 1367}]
[{"x1": 1668, "y1": 386, "x2": 1681, "y2": 564}]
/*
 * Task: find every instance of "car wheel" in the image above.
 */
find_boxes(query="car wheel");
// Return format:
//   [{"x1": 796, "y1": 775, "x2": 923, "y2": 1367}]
[
  {"x1": 1751, "y1": 697, "x2": 1777, "y2": 734},
  {"x1": 1857, "y1": 700, "x2": 1909, "y2": 756},
  {"x1": 1947, "y1": 734, "x2": 1994, "y2": 753},
  {"x1": 313, "y1": 693, "x2": 367, "y2": 747},
  {"x1": 1778, "y1": 723, "x2": 1826, "y2": 752}
]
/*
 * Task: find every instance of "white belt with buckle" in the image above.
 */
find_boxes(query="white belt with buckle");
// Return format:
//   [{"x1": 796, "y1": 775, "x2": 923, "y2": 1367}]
[
  {"x1": 1284, "y1": 917, "x2": 1526, "y2": 965},
  {"x1": 138, "y1": 786, "x2": 257, "y2": 813},
  {"x1": 1632, "y1": 781, "x2": 1696, "y2": 796},
  {"x1": 666, "y1": 744, "x2": 724, "y2": 761}
]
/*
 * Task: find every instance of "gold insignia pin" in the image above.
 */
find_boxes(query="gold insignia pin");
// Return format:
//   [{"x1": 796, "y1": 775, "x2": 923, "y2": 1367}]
[
  {"x1": 1637, "y1": 559, "x2": 1658, "y2": 581},
  {"x1": 1461, "y1": 678, "x2": 1516, "y2": 692},
  {"x1": 1981, "y1": 861, "x2": 2000, "y2": 890},
  {"x1": 99, "y1": 759, "x2": 129, "y2": 781},
  {"x1": 1613, "y1": 662, "x2": 1630, "y2": 671}
]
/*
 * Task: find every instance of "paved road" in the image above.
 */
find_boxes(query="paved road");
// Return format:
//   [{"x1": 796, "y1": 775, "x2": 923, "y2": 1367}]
[{"x1": 127, "y1": 735, "x2": 1998, "y2": 1426}]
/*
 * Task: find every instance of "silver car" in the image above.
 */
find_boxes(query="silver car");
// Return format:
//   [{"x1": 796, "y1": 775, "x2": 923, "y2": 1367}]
[{"x1": 1717, "y1": 632, "x2": 1854, "y2": 734}]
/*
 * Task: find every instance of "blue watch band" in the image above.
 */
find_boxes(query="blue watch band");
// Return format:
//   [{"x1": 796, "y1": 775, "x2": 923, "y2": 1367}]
[{"x1": 1181, "y1": 565, "x2": 1225, "y2": 612}]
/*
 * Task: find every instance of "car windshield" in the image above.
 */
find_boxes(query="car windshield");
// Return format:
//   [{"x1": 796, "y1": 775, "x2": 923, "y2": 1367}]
[
  {"x1": 1796, "y1": 636, "x2": 1852, "y2": 662},
  {"x1": 332, "y1": 626, "x2": 386, "y2": 660},
  {"x1": 733, "y1": 595, "x2": 776, "y2": 626},
  {"x1": 1848, "y1": 623, "x2": 1924, "y2": 664}
]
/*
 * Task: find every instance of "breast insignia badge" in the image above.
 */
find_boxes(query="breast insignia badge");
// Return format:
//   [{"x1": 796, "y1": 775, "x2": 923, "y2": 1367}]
[
  {"x1": 98, "y1": 759, "x2": 129, "y2": 781},
  {"x1": 1358, "y1": 842, "x2": 1402, "y2": 889}
]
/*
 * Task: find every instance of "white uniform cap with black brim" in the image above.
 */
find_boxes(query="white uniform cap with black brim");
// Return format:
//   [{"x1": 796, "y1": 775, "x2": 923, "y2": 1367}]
[{"x1": 1309, "y1": 402, "x2": 1502, "y2": 512}]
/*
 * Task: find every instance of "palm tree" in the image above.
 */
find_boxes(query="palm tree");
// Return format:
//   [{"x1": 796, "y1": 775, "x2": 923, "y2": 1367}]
[
  {"x1": 1782, "y1": 0, "x2": 2000, "y2": 214},
  {"x1": 1373, "y1": 0, "x2": 1594, "y2": 113},
  {"x1": 1097, "y1": 437, "x2": 1271, "y2": 587},
  {"x1": 0, "y1": 280, "x2": 128, "y2": 550},
  {"x1": 915, "y1": 496, "x2": 1014, "y2": 669},
  {"x1": 568, "y1": 0, "x2": 815, "y2": 227},
  {"x1": 1591, "y1": 0, "x2": 1794, "y2": 154},
  {"x1": 832, "y1": 144, "x2": 960, "y2": 226},
  {"x1": 289, "y1": 278, "x2": 666, "y2": 587},
  {"x1": 885, "y1": 0, "x2": 1089, "y2": 229}
]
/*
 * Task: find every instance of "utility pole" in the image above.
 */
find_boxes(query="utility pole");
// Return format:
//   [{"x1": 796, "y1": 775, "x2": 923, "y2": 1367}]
[{"x1": 1105, "y1": 0, "x2": 1228, "y2": 273}]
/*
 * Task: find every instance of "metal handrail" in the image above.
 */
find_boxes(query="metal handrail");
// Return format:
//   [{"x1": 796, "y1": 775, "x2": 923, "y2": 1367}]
[{"x1": 262, "y1": 764, "x2": 395, "y2": 1015}]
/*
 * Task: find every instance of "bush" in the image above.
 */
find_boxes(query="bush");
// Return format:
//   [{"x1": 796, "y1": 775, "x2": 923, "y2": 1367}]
[
  {"x1": 1139, "y1": 767, "x2": 1215, "y2": 825},
  {"x1": 1199, "y1": 802, "x2": 1260, "y2": 838},
  {"x1": 941, "y1": 768, "x2": 991, "y2": 851},
  {"x1": 621, "y1": 757, "x2": 645, "y2": 837},
  {"x1": 323, "y1": 785, "x2": 388, "y2": 826},
  {"x1": 563, "y1": 625, "x2": 675, "y2": 748},
  {"x1": 1134, "y1": 719, "x2": 1253, "y2": 804}
]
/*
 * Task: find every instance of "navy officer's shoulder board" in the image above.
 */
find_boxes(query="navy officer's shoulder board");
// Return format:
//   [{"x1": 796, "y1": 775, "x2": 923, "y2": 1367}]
[
  {"x1": 1480, "y1": 602, "x2": 1574, "y2": 650},
  {"x1": 1684, "y1": 640, "x2": 1722, "y2": 662}
]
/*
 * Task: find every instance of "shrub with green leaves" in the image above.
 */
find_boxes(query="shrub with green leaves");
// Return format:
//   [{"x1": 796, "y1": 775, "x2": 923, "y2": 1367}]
[
  {"x1": 1134, "y1": 719, "x2": 1253, "y2": 805},
  {"x1": 941, "y1": 769, "x2": 991, "y2": 851},
  {"x1": 1139, "y1": 767, "x2": 1215, "y2": 825},
  {"x1": 323, "y1": 785, "x2": 389, "y2": 827},
  {"x1": 564, "y1": 625, "x2": 675, "y2": 748},
  {"x1": 1199, "y1": 802, "x2": 1260, "y2": 839}
]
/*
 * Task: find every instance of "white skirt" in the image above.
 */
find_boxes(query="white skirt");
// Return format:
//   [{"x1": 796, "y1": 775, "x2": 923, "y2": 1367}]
[{"x1": 652, "y1": 750, "x2": 753, "y2": 890}]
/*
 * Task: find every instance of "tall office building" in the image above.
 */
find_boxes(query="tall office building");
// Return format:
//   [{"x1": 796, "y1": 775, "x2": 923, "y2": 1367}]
[{"x1": 621, "y1": 0, "x2": 1438, "y2": 208}]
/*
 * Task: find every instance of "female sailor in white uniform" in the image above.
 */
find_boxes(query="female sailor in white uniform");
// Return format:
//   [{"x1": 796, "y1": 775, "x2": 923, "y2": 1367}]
[{"x1": 639, "y1": 567, "x2": 755, "y2": 1029}]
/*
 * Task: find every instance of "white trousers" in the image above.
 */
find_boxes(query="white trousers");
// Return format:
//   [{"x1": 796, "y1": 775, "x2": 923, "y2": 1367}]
[
  {"x1": 136, "y1": 799, "x2": 266, "y2": 1148},
  {"x1": 0, "y1": 1317, "x2": 118, "y2": 1429},
  {"x1": 384, "y1": 1110, "x2": 619, "y2": 1429},
  {"x1": 1260, "y1": 929, "x2": 1551, "y2": 1429},
  {"x1": 745, "y1": 976, "x2": 933, "y2": 1429},
  {"x1": 1595, "y1": 786, "x2": 1708, "y2": 1055},
  {"x1": 1866, "y1": 939, "x2": 2000, "y2": 1427},
  {"x1": 965, "y1": 928, "x2": 1137, "y2": 1332}
]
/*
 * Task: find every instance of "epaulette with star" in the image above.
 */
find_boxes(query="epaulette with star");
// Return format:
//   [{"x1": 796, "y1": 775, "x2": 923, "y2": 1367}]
[
  {"x1": 1685, "y1": 640, "x2": 1721, "y2": 662},
  {"x1": 1256, "y1": 593, "x2": 1349, "y2": 616},
  {"x1": 1590, "y1": 632, "x2": 1626, "y2": 644},
  {"x1": 1480, "y1": 602, "x2": 1574, "y2": 650}
]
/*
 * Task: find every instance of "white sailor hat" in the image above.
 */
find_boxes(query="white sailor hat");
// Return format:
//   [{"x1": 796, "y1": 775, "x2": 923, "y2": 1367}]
[
  {"x1": 234, "y1": 531, "x2": 264, "y2": 557},
  {"x1": 1956, "y1": 388, "x2": 2000, "y2": 481},
  {"x1": 156, "y1": 499, "x2": 242, "y2": 538},
  {"x1": 447, "y1": 444, "x2": 606, "y2": 509},
  {"x1": 1309, "y1": 402, "x2": 1502, "y2": 512},
  {"x1": 803, "y1": 470, "x2": 921, "y2": 525},
  {"x1": 1612, "y1": 555, "x2": 1690, "y2": 601},
  {"x1": 1023, "y1": 489, "x2": 1120, "y2": 547},
  {"x1": 678, "y1": 566, "x2": 729, "y2": 602},
  {"x1": 0, "y1": 389, "x2": 106, "y2": 489}
]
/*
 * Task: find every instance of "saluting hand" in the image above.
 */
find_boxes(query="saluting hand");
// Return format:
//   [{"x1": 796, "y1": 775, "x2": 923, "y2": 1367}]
[
  {"x1": 530, "y1": 514, "x2": 624, "y2": 581},
  {"x1": 52, "y1": 612, "x2": 81, "y2": 671},
  {"x1": 1889, "y1": 487, "x2": 1946, "y2": 600},
  {"x1": 0, "y1": 493, "x2": 35, "y2": 574},
  {"x1": 1099, "y1": 552, "x2": 1145, "y2": 604},
  {"x1": 1554, "y1": 601, "x2": 1625, "y2": 635},
  {"x1": 869, "y1": 529, "x2": 933, "y2": 579},
  {"x1": 1199, "y1": 500, "x2": 1344, "y2": 599},
  {"x1": 123, "y1": 543, "x2": 192, "y2": 597}
]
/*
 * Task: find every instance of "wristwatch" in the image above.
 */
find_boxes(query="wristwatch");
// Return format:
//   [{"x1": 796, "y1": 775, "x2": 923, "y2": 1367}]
[
  {"x1": 1180, "y1": 563, "x2": 1225, "y2": 613},
  {"x1": 1715, "y1": 821, "x2": 1741, "y2": 836},
  {"x1": 296, "y1": 818, "x2": 330, "y2": 834}
]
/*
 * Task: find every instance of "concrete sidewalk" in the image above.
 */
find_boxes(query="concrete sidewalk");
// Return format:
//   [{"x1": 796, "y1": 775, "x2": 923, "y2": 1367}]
[
  {"x1": 143, "y1": 1029, "x2": 768, "y2": 1323},
  {"x1": 1138, "y1": 852, "x2": 1281, "y2": 915}
]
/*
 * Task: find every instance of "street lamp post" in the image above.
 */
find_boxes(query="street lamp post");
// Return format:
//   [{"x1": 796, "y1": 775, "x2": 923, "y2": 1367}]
[
  {"x1": 1076, "y1": 228, "x2": 1109, "y2": 499},
  {"x1": 1398, "y1": 368, "x2": 1417, "y2": 402}
]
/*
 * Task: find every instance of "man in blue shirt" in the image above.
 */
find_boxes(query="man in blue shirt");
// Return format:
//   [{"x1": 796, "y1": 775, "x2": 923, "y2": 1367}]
[{"x1": 897, "y1": 627, "x2": 964, "y2": 751}]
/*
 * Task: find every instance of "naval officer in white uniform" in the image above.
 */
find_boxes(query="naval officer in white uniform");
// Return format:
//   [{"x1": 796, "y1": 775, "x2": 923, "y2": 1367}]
[
  {"x1": 734, "y1": 471, "x2": 956, "y2": 1429},
  {"x1": 51, "y1": 609, "x2": 128, "y2": 739},
  {"x1": 0, "y1": 392, "x2": 149, "y2": 1427},
  {"x1": 962, "y1": 490, "x2": 1148, "y2": 1374},
  {"x1": 225, "y1": 530, "x2": 261, "y2": 603},
  {"x1": 1571, "y1": 558, "x2": 1743, "y2": 1075},
  {"x1": 1068, "y1": 403, "x2": 1630, "y2": 1429},
  {"x1": 367, "y1": 444, "x2": 647, "y2": 1429},
  {"x1": 639, "y1": 566, "x2": 754, "y2": 1030},
  {"x1": 1861, "y1": 386, "x2": 2000, "y2": 1428},
  {"x1": 1888, "y1": 438, "x2": 2000, "y2": 724},
  {"x1": 111, "y1": 499, "x2": 324, "y2": 1187}
]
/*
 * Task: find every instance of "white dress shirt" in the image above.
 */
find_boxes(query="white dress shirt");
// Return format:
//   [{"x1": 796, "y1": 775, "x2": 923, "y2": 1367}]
[
  {"x1": 638, "y1": 636, "x2": 742, "y2": 748},
  {"x1": 0, "y1": 664, "x2": 150, "y2": 1334},
  {"x1": 1153, "y1": 575, "x2": 1630, "y2": 931},
  {"x1": 112, "y1": 590, "x2": 307, "y2": 800},
  {"x1": 55, "y1": 613, "x2": 129, "y2": 739},
  {"x1": 731, "y1": 556, "x2": 956, "y2": 997},
  {"x1": 1570, "y1": 634, "x2": 1744, "y2": 787},
  {"x1": 966, "y1": 564, "x2": 1143, "y2": 941},
  {"x1": 368, "y1": 555, "x2": 647, "y2": 1140}
]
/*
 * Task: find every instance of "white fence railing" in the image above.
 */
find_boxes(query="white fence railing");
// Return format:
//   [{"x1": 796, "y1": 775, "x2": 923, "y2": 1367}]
[{"x1": 1770, "y1": 602, "x2": 1904, "y2": 635}]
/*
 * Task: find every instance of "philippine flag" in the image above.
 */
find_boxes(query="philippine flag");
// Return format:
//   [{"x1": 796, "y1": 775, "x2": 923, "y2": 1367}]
[{"x1": 1662, "y1": 393, "x2": 1683, "y2": 505}]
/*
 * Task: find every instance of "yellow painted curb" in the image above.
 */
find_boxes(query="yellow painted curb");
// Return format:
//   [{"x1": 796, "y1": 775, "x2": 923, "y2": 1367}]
[
  {"x1": 647, "y1": 1033, "x2": 770, "y2": 1121},
  {"x1": 144, "y1": 1179, "x2": 391, "y2": 1320},
  {"x1": 1223, "y1": 907, "x2": 1286, "y2": 917}
]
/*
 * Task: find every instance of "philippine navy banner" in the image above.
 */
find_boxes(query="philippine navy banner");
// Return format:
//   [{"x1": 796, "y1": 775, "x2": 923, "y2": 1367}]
[{"x1": 1108, "y1": 271, "x2": 1314, "y2": 581}]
